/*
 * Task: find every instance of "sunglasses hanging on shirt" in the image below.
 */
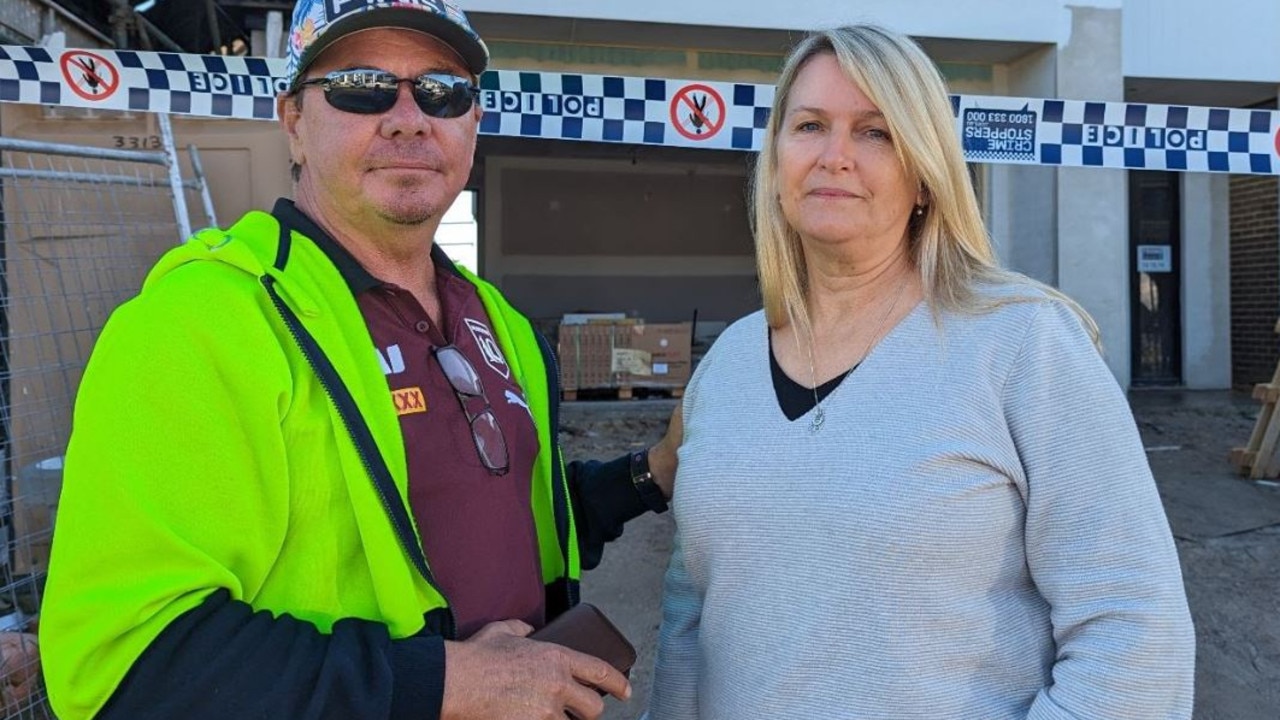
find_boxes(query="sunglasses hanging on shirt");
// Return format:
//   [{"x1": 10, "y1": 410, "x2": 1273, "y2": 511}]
[
  {"x1": 433, "y1": 345, "x2": 510, "y2": 476},
  {"x1": 294, "y1": 69, "x2": 480, "y2": 118}
]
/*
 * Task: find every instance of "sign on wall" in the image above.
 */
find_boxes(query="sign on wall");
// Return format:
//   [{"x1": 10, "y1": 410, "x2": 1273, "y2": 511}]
[
  {"x1": 1137, "y1": 245, "x2": 1174, "y2": 273},
  {"x1": 2, "y1": 44, "x2": 1278, "y2": 176}
]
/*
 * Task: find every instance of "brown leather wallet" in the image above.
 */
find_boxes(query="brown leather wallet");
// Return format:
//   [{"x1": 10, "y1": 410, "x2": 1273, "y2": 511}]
[{"x1": 529, "y1": 602, "x2": 637, "y2": 675}]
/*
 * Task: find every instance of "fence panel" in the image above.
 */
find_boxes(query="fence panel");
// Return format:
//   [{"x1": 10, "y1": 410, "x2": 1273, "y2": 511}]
[{"x1": 0, "y1": 132, "x2": 210, "y2": 718}]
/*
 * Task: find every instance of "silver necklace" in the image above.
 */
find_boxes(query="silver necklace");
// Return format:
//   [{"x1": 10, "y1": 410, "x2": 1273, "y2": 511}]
[{"x1": 807, "y1": 276, "x2": 910, "y2": 432}]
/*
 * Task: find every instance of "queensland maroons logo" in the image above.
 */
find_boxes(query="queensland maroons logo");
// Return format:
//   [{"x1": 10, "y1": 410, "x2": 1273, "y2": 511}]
[{"x1": 464, "y1": 318, "x2": 510, "y2": 379}]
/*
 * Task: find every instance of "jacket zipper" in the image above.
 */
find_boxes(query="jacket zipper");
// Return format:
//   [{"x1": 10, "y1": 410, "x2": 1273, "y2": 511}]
[{"x1": 262, "y1": 275, "x2": 457, "y2": 638}]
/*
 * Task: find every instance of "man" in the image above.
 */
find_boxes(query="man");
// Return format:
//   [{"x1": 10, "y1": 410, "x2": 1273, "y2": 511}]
[{"x1": 39, "y1": 2, "x2": 680, "y2": 718}]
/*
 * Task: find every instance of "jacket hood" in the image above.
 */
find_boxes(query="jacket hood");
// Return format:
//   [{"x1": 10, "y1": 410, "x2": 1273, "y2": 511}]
[{"x1": 145, "y1": 210, "x2": 322, "y2": 317}]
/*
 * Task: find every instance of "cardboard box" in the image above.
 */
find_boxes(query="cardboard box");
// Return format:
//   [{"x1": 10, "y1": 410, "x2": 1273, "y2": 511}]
[
  {"x1": 558, "y1": 321, "x2": 692, "y2": 391},
  {"x1": 618, "y1": 323, "x2": 692, "y2": 387}
]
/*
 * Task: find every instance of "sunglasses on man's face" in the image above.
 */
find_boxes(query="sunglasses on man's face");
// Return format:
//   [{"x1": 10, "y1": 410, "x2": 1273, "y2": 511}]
[{"x1": 294, "y1": 69, "x2": 480, "y2": 118}]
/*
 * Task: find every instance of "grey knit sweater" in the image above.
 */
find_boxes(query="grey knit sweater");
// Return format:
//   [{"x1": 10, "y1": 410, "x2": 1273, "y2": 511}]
[{"x1": 645, "y1": 288, "x2": 1195, "y2": 720}]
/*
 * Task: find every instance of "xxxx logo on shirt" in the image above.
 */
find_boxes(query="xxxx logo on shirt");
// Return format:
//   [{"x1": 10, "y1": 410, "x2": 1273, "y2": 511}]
[{"x1": 392, "y1": 387, "x2": 427, "y2": 416}]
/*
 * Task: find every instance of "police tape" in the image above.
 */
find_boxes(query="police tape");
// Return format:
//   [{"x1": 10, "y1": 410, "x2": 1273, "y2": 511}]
[{"x1": 3, "y1": 44, "x2": 1278, "y2": 175}]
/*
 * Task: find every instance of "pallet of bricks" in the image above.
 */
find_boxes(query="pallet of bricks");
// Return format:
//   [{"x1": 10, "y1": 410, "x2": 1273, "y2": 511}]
[
  {"x1": 557, "y1": 315, "x2": 692, "y2": 400},
  {"x1": 1231, "y1": 319, "x2": 1280, "y2": 479}
]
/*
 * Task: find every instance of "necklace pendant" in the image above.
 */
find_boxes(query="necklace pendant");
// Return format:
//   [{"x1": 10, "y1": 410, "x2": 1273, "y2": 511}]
[{"x1": 810, "y1": 406, "x2": 825, "y2": 432}]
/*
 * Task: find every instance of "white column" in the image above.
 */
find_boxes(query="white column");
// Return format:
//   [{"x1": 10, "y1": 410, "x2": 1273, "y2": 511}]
[
  {"x1": 989, "y1": 47, "x2": 1058, "y2": 285},
  {"x1": 1180, "y1": 173, "x2": 1231, "y2": 388},
  {"x1": 1055, "y1": 6, "x2": 1130, "y2": 388}
]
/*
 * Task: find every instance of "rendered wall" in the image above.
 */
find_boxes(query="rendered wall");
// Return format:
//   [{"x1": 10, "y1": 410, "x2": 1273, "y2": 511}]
[
  {"x1": 483, "y1": 154, "x2": 758, "y2": 327},
  {"x1": 466, "y1": 0, "x2": 1070, "y2": 43},
  {"x1": 470, "y1": 0, "x2": 1280, "y2": 86},
  {"x1": 1124, "y1": 0, "x2": 1280, "y2": 84}
]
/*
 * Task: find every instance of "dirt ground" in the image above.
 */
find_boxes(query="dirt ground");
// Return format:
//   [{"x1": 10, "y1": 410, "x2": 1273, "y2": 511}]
[{"x1": 561, "y1": 390, "x2": 1280, "y2": 720}]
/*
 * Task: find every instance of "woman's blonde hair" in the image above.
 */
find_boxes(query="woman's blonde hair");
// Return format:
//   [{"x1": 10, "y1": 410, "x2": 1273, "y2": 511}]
[{"x1": 752, "y1": 25, "x2": 1098, "y2": 346}]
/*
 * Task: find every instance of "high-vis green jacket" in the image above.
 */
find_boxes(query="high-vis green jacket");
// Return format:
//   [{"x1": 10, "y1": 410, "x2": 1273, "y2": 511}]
[{"x1": 41, "y1": 206, "x2": 641, "y2": 720}]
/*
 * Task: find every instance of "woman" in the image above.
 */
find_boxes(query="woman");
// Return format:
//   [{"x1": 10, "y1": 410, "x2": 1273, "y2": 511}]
[{"x1": 646, "y1": 25, "x2": 1194, "y2": 720}]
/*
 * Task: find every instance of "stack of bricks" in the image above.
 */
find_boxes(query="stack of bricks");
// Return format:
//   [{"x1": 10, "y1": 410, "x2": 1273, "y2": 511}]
[{"x1": 557, "y1": 320, "x2": 692, "y2": 400}]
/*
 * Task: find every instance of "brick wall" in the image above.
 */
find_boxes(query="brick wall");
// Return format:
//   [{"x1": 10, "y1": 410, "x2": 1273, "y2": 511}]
[{"x1": 1230, "y1": 175, "x2": 1280, "y2": 388}]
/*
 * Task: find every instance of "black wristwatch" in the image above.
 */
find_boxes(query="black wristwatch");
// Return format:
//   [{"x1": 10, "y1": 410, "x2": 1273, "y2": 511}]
[{"x1": 630, "y1": 448, "x2": 670, "y2": 514}]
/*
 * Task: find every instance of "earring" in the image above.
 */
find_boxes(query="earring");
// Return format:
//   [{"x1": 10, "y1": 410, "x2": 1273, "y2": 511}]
[{"x1": 914, "y1": 206, "x2": 924, "y2": 217}]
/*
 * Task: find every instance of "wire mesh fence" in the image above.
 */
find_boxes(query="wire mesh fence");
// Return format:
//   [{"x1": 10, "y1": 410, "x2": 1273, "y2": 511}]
[{"x1": 0, "y1": 130, "x2": 212, "y2": 718}]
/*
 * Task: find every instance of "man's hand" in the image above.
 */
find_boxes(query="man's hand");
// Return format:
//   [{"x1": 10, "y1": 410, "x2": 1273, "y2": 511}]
[
  {"x1": 441, "y1": 619, "x2": 631, "y2": 720},
  {"x1": 647, "y1": 399, "x2": 683, "y2": 500}
]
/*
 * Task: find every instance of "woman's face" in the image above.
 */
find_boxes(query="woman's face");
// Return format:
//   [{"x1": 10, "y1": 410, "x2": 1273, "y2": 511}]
[{"x1": 775, "y1": 53, "x2": 918, "y2": 253}]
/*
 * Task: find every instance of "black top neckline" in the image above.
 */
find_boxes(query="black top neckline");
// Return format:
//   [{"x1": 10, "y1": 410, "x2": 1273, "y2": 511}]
[{"x1": 767, "y1": 331, "x2": 855, "y2": 421}]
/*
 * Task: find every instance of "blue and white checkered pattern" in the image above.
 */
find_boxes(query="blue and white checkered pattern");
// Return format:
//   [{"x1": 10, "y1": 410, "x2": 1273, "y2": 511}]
[
  {"x1": 476, "y1": 71, "x2": 773, "y2": 151},
  {"x1": 957, "y1": 95, "x2": 1278, "y2": 175},
  {"x1": 2, "y1": 45, "x2": 1278, "y2": 176},
  {"x1": 1040, "y1": 99, "x2": 1276, "y2": 174},
  {"x1": 0, "y1": 45, "x2": 285, "y2": 120},
  {"x1": 111, "y1": 49, "x2": 286, "y2": 120},
  {"x1": 0, "y1": 46, "x2": 62, "y2": 107}
]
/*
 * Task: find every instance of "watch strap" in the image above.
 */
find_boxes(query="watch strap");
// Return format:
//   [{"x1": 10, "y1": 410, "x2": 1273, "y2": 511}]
[{"x1": 630, "y1": 448, "x2": 669, "y2": 514}]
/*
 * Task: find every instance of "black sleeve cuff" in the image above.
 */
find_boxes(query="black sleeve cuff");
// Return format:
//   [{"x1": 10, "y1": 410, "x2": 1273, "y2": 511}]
[
  {"x1": 99, "y1": 588, "x2": 411, "y2": 720},
  {"x1": 579, "y1": 453, "x2": 650, "y2": 526},
  {"x1": 568, "y1": 453, "x2": 648, "y2": 570},
  {"x1": 389, "y1": 634, "x2": 446, "y2": 720}
]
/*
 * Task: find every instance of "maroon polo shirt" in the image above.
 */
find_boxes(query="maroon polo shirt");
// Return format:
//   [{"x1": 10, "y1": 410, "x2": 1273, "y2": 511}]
[{"x1": 278, "y1": 201, "x2": 545, "y2": 639}]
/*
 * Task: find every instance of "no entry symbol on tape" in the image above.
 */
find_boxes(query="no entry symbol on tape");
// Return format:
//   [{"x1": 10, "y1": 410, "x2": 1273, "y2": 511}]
[
  {"x1": 670, "y1": 84, "x2": 725, "y2": 141},
  {"x1": 60, "y1": 51, "x2": 120, "y2": 101}
]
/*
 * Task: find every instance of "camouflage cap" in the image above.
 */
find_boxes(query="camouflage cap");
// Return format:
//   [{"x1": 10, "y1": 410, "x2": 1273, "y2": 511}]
[{"x1": 285, "y1": 0, "x2": 489, "y2": 85}]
